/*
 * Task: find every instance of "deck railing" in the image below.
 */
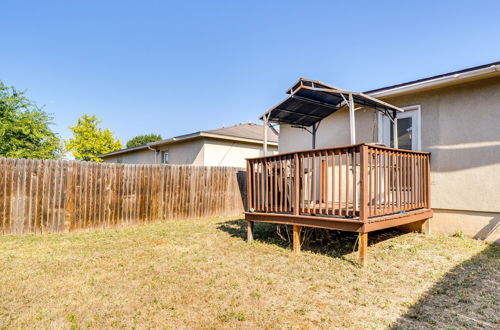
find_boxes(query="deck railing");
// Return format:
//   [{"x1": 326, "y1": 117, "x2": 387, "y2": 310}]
[{"x1": 246, "y1": 144, "x2": 430, "y2": 221}]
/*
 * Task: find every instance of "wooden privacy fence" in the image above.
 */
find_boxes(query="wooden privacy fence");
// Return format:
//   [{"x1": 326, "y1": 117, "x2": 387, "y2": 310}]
[{"x1": 0, "y1": 158, "x2": 246, "y2": 235}]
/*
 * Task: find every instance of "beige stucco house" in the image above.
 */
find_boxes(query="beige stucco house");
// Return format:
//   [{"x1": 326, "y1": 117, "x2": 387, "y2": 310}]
[
  {"x1": 101, "y1": 123, "x2": 278, "y2": 168},
  {"x1": 277, "y1": 62, "x2": 500, "y2": 242}
]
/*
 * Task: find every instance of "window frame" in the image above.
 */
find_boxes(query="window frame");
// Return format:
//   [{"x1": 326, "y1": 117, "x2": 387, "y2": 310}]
[
  {"x1": 162, "y1": 151, "x2": 169, "y2": 164},
  {"x1": 378, "y1": 105, "x2": 421, "y2": 151}
]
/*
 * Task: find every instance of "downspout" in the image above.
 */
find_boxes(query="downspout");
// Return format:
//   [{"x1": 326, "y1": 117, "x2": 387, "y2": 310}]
[{"x1": 147, "y1": 144, "x2": 160, "y2": 164}]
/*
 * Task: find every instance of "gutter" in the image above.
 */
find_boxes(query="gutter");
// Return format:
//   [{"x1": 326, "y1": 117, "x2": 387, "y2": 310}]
[{"x1": 368, "y1": 63, "x2": 500, "y2": 98}]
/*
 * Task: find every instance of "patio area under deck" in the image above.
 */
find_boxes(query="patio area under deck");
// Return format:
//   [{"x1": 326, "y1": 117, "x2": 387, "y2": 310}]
[{"x1": 247, "y1": 78, "x2": 433, "y2": 265}]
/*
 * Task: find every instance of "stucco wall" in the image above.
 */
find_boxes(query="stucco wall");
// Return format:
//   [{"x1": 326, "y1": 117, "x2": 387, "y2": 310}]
[
  {"x1": 279, "y1": 107, "x2": 376, "y2": 152},
  {"x1": 278, "y1": 76, "x2": 500, "y2": 241},
  {"x1": 157, "y1": 139, "x2": 205, "y2": 165},
  {"x1": 431, "y1": 209, "x2": 499, "y2": 243},
  {"x1": 382, "y1": 76, "x2": 500, "y2": 214},
  {"x1": 202, "y1": 138, "x2": 278, "y2": 167},
  {"x1": 102, "y1": 139, "x2": 204, "y2": 165},
  {"x1": 102, "y1": 148, "x2": 156, "y2": 164},
  {"x1": 102, "y1": 137, "x2": 277, "y2": 167}
]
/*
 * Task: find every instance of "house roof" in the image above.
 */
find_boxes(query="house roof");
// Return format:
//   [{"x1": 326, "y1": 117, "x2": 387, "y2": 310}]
[
  {"x1": 261, "y1": 78, "x2": 403, "y2": 127},
  {"x1": 150, "y1": 123, "x2": 278, "y2": 147},
  {"x1": 366, "y1": 61, "x2": 500, "y2": 98},
  {"x1": 100, "y1": 123, "x2": 278, "y2": 158}
]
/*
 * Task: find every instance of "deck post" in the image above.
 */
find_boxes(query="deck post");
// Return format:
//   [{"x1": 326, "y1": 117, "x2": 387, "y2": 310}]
[
  {"x1": 247, "y1": 221, "x2": 254, "y2": 242},
  {"x1": 359, "y1": 145, "x2": 369, "y2": 222},
  {"x1": 293, "y1": 153, "x2": 300, "y2": 215},
  {"x1": 246, "y1": 160, "x2": 252, "y2": 212},
  {"x1": 293, "y1": 225, "x2": 301, "y2": 254},
  {"x1": 358, "y1": 145, "x2": 369, "y2": 266},
  {"x1": 293, "y1": 153, "x2": 301, "y2": 254},
  {"x1": 359, "y1": 232, "x2": 368, "y2": 266},
  {"x1": 425, "y1": 155, "x2": 431, "y2": 209}
]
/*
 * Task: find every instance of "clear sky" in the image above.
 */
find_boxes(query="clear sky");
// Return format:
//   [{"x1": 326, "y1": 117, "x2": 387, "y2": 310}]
[{"x1": 1, "y1": 0, "x2": 499, "y2": 144}]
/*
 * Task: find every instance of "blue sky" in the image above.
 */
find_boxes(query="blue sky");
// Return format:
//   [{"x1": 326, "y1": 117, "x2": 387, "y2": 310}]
[{"x1": 1, "y1": 0, "x2": 499, "y2": 143}]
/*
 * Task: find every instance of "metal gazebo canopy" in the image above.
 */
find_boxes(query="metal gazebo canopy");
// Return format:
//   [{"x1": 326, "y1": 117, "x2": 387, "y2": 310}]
[{"x1": 260, "y1": 78, "x2": 404, "y2": 153}]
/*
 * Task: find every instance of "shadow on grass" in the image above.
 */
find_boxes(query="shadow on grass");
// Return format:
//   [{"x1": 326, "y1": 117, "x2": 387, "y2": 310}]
[
  {"x1": 392, "y1": 244, "x2": 499, "y2": 329},
  {"x1": 217, "y1": 218, "x2": 402, "y2": 260}
]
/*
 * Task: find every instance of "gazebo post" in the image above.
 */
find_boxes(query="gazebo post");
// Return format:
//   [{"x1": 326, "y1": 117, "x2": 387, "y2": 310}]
[
  {"x1": 392, "y1": 110, "x2": 399, "y2": 149},
  {"x1": 348, "y1": 93, "x2": 356, "y2": 144},
  {"x1": 312, "y1": 123, "x2": 318, "y2": 148},
  {"x1": 263, "y1": 114, "x2": 269, "y2": 156}
]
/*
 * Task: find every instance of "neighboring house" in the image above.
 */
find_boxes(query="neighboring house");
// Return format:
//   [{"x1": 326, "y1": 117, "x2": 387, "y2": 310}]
[
  {"x1": 277, "y1": 62, "x2": 500, "y2": 242},
  {"x1": 101, "y1": 123, "x2": 278, "y2": 167}
]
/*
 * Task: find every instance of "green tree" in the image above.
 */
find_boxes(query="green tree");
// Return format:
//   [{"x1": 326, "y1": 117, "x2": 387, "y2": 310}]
[
  {"x1": 66, "y1": 115, "x2": 122, "y2": 162},
  {"x1": 126, "y1": 133, "x2": 162, "y2": 148},
  {"x1": 0, "y1": 81, "x2": 63, "y2": 159}
]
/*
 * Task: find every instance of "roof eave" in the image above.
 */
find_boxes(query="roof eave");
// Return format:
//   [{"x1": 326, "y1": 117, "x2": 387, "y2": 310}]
[
  {"x1": 149, "y1": 131, "x2": 278, "y2": 148},
  {"x1": 148, "y1": 132, "x2": 201, "y2": 147},
  {"x1": 100, "y1": 145, "x2": 150, "y2": 158},
  {"x1": 367, "y1": 63, "x2": 500, "y2": 98},
  {"x1": 199, "y1": 132, "x2": 278, "y2": 145}
]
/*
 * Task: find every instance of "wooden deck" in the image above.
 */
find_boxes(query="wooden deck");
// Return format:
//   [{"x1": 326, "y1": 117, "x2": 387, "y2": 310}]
[{"x1": 245, "y1": 143, "x2": 432, "y2": 265}]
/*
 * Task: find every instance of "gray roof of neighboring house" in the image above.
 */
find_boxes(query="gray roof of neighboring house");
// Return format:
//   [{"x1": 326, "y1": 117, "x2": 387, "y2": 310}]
[
  {"x1": 101, "y1": 123, "x2": 278, "y2": 158},
  {"x1": 203, "y1": 123, "x2": 279, "y2": 143},
  {"x1": 149, "y1": 123, "x2": 278, "y2": 147}
]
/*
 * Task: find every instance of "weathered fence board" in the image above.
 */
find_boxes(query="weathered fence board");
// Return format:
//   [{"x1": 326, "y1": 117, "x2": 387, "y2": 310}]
[{"x1": 0, "y1": 158, "x2": 246, "y2": 235}]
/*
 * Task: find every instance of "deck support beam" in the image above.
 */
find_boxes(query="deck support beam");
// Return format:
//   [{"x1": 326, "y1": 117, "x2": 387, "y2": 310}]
[
  {"x1": 359, "y1": 232, "x2": 368, "y2": 266},
  {"x1": 293, "y1": 225, "x2": 301, "y2": 254},
  {"x1": 247, "y1": 221, "x2": 254, "y2": 242}
]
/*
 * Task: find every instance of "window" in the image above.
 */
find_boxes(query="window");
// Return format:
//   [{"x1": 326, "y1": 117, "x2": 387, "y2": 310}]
[
  {"x1": 162, "y1": 151, "x2": 169, "y2": 164},
  {"x1": 116, "y1": 159, "x2": 123, "y2": 164},
  {"x1": 378, "y1": 105, "x2": 421, "y2": 150}
]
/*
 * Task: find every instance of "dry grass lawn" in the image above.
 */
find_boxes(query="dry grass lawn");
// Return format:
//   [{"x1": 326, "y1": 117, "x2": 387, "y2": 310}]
[{"x1": 0, "y1": 217, "x2": 498, "y2": 329}]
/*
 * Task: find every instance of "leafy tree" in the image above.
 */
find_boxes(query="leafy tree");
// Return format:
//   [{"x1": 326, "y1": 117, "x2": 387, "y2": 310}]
[
  {"x1": 66, "y1": 115, "x2": 123, "y2": 162},
  {"x1": 126, "y1": 133, "x2": 162, "y2": 148},
  {"x1": 0, "y1": 81, "x2": 63, "y2": 159}
]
